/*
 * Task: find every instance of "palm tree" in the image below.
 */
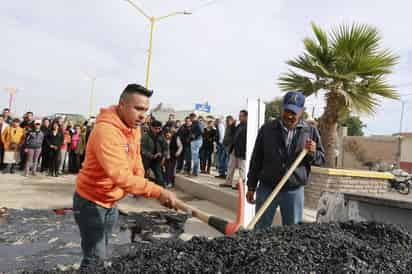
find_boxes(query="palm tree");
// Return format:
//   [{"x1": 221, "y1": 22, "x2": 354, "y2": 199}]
[{"x1": 279, "y1": 23, "x2": 399, "y2": 167}]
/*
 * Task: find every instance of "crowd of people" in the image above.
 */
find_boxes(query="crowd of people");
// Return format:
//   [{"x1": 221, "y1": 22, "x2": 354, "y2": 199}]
[
  {"x1": 140, "y1": 110, "x2": 248, "y2": 189},
  {"x1": 0, "y1": 106, "x2": 248, "y2": 189},
  {"x1": 0, "y1": 108, "x2": 92, "y2": 177}
]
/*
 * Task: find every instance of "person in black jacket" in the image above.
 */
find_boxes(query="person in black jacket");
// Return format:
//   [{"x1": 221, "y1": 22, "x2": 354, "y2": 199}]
[
  {"x1": 246, "y1": 91, "x2": 325, "y2": 228},
  {"x1": 200, "y1": 120, "x2": 216, "y2": 174},
  {"x1": 45, "y1": 120, "x2": 64, "y2": 177},
  {"x1": 40, "y1": 118, "x2": 51, "y2": 172},
  {"x1": 220, "y1": 110, "x2": 247, "y2": 189},
  {"x1": 176, "y1": 117, "x2": 192, "y2": 174},
  {"x1": 141, "y1": 120, "x2": 165, "y2": 186},
  {"x1": 163, "y1": 127, "x2": 183, "y2": 188}
]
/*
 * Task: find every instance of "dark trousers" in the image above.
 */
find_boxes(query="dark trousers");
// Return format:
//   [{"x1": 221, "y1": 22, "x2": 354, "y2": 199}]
[
  {"x1": 165, "y1": 158, "x2": 177, "y2": 185},
  {"x1": 176, "y1": 153, "x2": 184, "y2": 172},
  {"x1": 183, "y1": 146, "x2": 192, "y2": 172},
  {"x1": 48, "y1": 148, "x2": 60, "y2": 175},
  {"x1": 0, "y1": 147, "x2": 4, "y2": 169},
  {"x1": 73, "y1": 192, "x2": 119, "y2": 269},
  {"x1": 40, "y1": 146, "x2": 50, "y2": 172},
  {"x1": 69, "y1": 151, "x2": 81, "y2": 173},
  {"x1": 19, "y1": 146, "x2": 26, "y2": 170},
  {"x1": 200, "y1": 145, "x2": 213, "y2": 173},
  {"x1": 145, "y1": 159, "x2": 165, "y2": 187}
]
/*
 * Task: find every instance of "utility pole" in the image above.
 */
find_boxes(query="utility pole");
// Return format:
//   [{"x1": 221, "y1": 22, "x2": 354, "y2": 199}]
[
  {"x1": 399, "y1": 101, "x2": 405, "y2": 135},
  {"x1": 124, "y1": 0, "x2": 191, "y2": 89},
  {"x1": 397, "y1": 101, "x2": 405, "y2": 167},
  {"x1": 2, "y1": 87, "x2": 18, "y2": 112},
  {"x1": 84, "y1": 74, "x2": 97, "y2": 118}
]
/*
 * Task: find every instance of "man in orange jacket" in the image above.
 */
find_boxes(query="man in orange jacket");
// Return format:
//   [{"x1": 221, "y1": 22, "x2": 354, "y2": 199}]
[{"x1": 73, "y1": 83, "x2": 177, "y2": 269}]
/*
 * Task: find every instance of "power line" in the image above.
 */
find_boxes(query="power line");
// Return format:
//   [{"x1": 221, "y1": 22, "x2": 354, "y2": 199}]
[{"x1": 189, "y1": 0, "x2": 226, "y2": 12}]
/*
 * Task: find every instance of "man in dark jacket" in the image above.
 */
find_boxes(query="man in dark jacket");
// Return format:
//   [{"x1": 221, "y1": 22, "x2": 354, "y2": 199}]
[
  {"x1": 176, "y1": 117, "x2": 192, "y2": 174},
  {"x1": 141, "y1": 120, "x2": 165, "y2": 187},
  {"x1": 220, "y1": 111, "x2": 247, "y2": 189},
  {"x1": 246, "y1": 91, "x2": 325, "y2": 228},
  {"x1": 200, "y1": 120, "x2": 216, "y2": 174}
]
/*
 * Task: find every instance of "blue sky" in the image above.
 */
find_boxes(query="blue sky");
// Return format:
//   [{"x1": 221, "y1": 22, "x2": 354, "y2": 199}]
[{"x1": 1, "y1": 0, "x2": 411, "y2": 135}]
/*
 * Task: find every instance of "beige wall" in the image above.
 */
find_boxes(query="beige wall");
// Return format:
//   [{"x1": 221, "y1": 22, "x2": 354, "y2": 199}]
[{"x1": 340, "y1": 136, "x2": 398, "y2": 170}]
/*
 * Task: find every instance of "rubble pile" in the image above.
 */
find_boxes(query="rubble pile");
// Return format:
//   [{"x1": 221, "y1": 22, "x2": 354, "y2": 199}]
[{"x1": 28, "y1": 222, "x2": 412, "y2": 274}]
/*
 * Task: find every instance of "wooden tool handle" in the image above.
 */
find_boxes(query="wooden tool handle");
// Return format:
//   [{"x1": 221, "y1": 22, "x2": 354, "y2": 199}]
[
  {"x1": 175, "y1": 199, "x2": 211, "y2": 224},
  {"x1": 247, "y1": 149, "x2": 308, "y2": 230}
]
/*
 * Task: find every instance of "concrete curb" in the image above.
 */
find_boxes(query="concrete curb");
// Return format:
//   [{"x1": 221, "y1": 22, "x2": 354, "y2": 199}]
[
  {"x1": 175, "y1": 174, "x2": 317, "y2": 223},
  {"x1": 175, "y1": 175, "x2": 238, "y2": 212}
]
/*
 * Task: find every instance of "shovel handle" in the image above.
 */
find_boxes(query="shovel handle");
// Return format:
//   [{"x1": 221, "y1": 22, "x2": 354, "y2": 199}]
[
  {"x1": 247, "y1": 149, "x2": 308, "y2": 230},
  {"x1": 175, "y1": 199, "x2": 211, "y2": 224}
]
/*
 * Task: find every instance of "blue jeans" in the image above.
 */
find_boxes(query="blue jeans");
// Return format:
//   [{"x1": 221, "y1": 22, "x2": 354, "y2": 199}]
[
  {"x1": 191, "y1": 138, "x2": 203, "y2": 176},
  {"x1": 255, "y1": 184, "x2": 304, "y2": 229},
  {"x1": 73, "y1": 192, "x2": 119, "y2": 269},
  {"x1": 217, "y1": 143, "x2": 228, "y2": 176}
]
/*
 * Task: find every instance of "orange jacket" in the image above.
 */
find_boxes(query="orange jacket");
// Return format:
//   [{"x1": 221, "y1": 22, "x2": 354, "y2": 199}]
[
  {"x1": 76, "y1": 106, "x2": 162, "y2": 208},
  {"x1": 1, "y1": 126, "x2": 25, "y2": 151}
]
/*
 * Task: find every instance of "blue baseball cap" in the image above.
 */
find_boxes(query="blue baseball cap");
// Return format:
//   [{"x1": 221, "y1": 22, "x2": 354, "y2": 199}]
[{"x1": 282, "y1": 91, "x2": 305, "y2": 114}]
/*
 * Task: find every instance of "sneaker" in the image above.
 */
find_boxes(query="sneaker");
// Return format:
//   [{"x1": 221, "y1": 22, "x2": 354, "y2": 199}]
[
  {"x1": 215, "y1": 175, "x2": 227, "y2": 179},
  {"x1": 23, "y1": 173, "x2": 29, "y2": 177},
  {"x1": 219, "y1": 183, "x2": 232, "y2": 188}
]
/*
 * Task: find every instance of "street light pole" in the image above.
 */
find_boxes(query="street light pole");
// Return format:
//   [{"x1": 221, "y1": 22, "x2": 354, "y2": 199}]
[
  {"x1": 145, "y1": 17, "x2": 155, "y2": 88},
  {"x1": 124, "y1": 0, "x2": 191, "y2": 89},
  {"x1": 399, "y1": 100, "x2": 406, "y2": 134},
  {"x1": 89, "y1": 77, "x2": 96, "y2": 118},
  {"x1": 84, "y1": 75, "x2": 97, "y2": 118},
  {"x1": 398, "y1": 100, "x2": 405, "y2": 167},
  {"x1": 2, "y1": 87, "x2": 18, "y2": 112}
]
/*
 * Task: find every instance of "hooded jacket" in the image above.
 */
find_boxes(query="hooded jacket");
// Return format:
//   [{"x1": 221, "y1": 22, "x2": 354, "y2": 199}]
[{"x1": 76, "y1": 106, "x2": 162, "y2": 208}]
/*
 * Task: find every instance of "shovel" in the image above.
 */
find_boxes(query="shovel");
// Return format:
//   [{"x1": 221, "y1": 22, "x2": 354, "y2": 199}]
[
  {"x1": 175, "y1": 179, "x2": 245, "y2": 235},
  {"x1": 247, "y1": 149, "x2": 309, "y2": 230}
]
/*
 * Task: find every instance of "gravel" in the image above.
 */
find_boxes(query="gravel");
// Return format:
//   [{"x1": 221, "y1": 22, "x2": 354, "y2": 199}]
[
  {"x1": 26, "y1": 221, "x2": 412, "y2": 274},
  {"x1": 0, "y1": 208, "x2": 188, "y2": 273}
]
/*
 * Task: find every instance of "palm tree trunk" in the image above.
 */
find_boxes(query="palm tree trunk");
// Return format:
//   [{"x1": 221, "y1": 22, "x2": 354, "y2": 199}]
[{"x1": 319, "y1": 92, "x2": 341, "y2": 168}]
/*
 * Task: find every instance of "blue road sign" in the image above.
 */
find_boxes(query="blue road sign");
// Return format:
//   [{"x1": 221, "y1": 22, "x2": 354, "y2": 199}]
[{"x1": 195, "y1": 103, "x2": 211, "y2": 113}]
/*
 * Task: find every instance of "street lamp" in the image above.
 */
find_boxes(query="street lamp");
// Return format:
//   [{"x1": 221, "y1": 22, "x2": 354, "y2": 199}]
[
  {"x1": 2, "y1": 87, "x2": 18, "y2": 112},
  {"x1": 84, "y1": 74, "x2": 97, "y2": 118},
  {"x1": 124, "y1": 0, "x2": 192, "y2": 89}
]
